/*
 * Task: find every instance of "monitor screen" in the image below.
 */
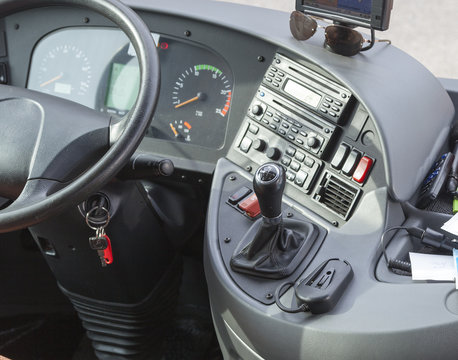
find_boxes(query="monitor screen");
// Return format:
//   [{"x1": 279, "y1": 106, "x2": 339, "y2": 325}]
[{"x1": 296, "y1": 0, "x2": 393, "y2": 30}]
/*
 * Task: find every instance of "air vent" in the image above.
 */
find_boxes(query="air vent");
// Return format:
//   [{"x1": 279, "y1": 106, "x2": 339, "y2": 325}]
[{"x1": 314, "y1": 172, "x2": 360, "y2": 220}]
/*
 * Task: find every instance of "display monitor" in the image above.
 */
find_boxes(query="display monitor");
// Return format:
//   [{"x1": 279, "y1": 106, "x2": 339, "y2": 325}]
[{"x1": 296, "y1": 0, "x2": 393, "y2": 30}]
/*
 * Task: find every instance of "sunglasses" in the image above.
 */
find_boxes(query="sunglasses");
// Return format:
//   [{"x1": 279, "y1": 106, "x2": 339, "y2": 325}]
[{"x1": 289, "y1": 11, "x2": 391, "y2": 57}]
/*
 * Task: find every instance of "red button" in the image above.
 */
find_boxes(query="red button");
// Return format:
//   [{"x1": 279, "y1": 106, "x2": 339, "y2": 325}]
[
  {"x1": 238, "y1": 193, "x2": 261, "y2": 218},
  {"x1": 353, "y1": 156, "x2": 374, "y2": 183}
]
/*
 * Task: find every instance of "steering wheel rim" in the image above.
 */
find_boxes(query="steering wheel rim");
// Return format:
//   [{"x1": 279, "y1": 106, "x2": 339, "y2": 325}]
[{"x1": 0, "y1": 0, "x2": 160, "y2": 232}]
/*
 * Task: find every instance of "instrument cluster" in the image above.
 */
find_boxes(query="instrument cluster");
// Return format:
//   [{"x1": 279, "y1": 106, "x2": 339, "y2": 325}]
[{"x1": 27, "y1": 27, "x2": 233, "y2": 149}]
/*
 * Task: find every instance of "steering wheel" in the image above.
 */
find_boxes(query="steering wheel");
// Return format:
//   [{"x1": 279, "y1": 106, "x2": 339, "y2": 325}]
[{"x1": 0, "y1": 0, "x2": 159, "y2": 233}]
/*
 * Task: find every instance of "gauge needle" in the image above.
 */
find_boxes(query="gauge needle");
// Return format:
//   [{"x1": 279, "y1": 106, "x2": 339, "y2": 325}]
[
  {"x1": 170, "y1": 123, "x2": 179, "y2": 137},
  {"x1": 40, "y1": 73, "x2": 63, "y2": 88},
  {"x1": 175, "y1": 92, "x2": 202, "y2": 109}
]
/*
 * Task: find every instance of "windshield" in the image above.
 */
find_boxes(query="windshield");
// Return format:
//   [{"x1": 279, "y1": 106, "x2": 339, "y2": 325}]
[{"x1": 214, "y1": 0, "x2": 458, "y2": 80}]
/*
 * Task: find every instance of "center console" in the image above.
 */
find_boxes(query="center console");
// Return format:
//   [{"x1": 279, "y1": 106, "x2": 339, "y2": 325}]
[
  {"x1": 203, "y1": 5, "x2": 457, "y2": 360},
  {"x1": 227, "y1": 53, "x2": 385, "y2": 226}
]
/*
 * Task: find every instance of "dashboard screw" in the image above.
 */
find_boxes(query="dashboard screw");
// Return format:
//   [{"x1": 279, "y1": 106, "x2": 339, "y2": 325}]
[
  {"x1": 224, "y1": 237, "x2": 231, "y2": 243},
  {"x1": 229, "y1": 175, "x2": 236, "y2": 181},
  {"x1": 14, "y1": 24, "x2": 20, "y2": 30},
  {"x1": 83, "y1": 17, "x2": 90, "y2": 23},
  {"x1": 286, "y1": 212, "x2": 293, "y2": 218},
  {"x1": 332, "y1": 220, "x2": 339, "y2": 227},
  {"x1": 246, "y1": 165, "x2": 252, "y2": 172},
  {"x1": 257, "y1": 56, "x2": 265, "y2": 62},
  {"x1": 266, "y1": 293, "x2": 273, "y2": 299},
  {"x1": 184, "y1": 30, "x2": 191, "y2": 37}
]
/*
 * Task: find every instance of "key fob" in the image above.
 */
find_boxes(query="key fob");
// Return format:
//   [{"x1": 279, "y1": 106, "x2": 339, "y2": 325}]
[
  {"x1": 295, "y1": 258, "x2": 353, "y2": 314},
  {"x1": 89, "y1": 236, "x2": 108, "y2": 250}
]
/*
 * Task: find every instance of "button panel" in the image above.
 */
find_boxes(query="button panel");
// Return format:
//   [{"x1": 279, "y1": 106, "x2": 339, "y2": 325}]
[
  {"x1": 281, "y1": 144, "x2": 322, "y2": 193},
  {"x1": 247, "y1": 87, "x2": 336, "y2": 159},
  {"x1": 262, "y1": 54, "x2": 352, "y2": 124},
  {"x1": 237, "y1": 121, "x2": 323, "y2": 194},
  {"x1": 331, "y1": 142, "x2": 375, "y2": 185}
]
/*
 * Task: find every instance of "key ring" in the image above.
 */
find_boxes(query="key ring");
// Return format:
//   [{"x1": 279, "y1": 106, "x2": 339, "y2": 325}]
[{"x1": 85, "y1": 206, "x2": 111, "y2": 230}]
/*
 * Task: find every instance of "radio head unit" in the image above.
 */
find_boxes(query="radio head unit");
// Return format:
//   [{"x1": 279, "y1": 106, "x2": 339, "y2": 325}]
[
  {"x1": 296, "y1": 0, "x2": 393, "y2": 31},
  {"x1": 263, "y1": 54, "x2": 353, "y2": 125}
]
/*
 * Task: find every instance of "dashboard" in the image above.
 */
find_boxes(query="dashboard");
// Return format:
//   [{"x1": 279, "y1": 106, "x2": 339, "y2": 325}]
[
  {"x1": 27, "y1": 27, "x2": 233, "y2": 149},
  {"x1": 1, "y1": 1, "x2": 458, "y2": 360},
  {"x1": 23, "y1": 22, "x2": 384, "y2": 224},
  {"x1": 1, "y1": 1, "x2": 451, "y2": 221}
]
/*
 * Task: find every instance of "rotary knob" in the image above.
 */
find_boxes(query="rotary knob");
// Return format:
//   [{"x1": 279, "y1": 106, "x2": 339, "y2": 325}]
[
  {"x1": 251, "y1": 105, "x2": 264, "y2": 116},
  {"x1": 252, "y1": 139, "x2": 267, "y2": 152},
  {"x1": 266, "y1": 147, "x2": 281, "y2": 160},
  {"x1": 307, "y1": 136, "x2": 320, "y2": 149}
]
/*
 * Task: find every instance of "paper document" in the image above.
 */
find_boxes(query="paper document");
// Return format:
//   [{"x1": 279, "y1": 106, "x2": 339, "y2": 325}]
[
  {"x1": 409, "y1": 252, "x2": 455, "y2": 281},
  {"x1": 441, "y1": 212, "x2": 458, "y2": 236}
]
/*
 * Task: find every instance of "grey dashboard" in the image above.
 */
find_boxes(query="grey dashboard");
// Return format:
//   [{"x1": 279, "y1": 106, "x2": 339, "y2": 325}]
[{"x1": 1, "y1": 1, "x2": 458, "y2": 359}]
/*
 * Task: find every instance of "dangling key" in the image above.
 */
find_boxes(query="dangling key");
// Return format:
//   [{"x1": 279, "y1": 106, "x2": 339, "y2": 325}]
[
  {"x1": 86, "y1": 206, "x2": 113, "y2": 267},
  {"x1": 89, "y1": 227, "x2": 113, "y2": 267}
]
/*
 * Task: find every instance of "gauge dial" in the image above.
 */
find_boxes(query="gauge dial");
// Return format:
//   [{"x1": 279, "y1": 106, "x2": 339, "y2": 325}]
[
  {"x1": 172, "y1": 64, "x2": 232, "y2": 116},
  {"x1": 30, "y1": 45, "x2": 91, "y2": 101},
  {"x1": 166, "y1": 64, "x2": 232, "y2": 144},
  {"x1": 169, "y1": 120, "x2": 192, "y2": 142}
]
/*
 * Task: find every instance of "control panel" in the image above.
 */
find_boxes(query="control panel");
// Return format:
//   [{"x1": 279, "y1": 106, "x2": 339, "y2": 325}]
[
  {"x1": 263, "y1": 54, "x2": 353, "y2": 124},
  {"x1": 231, "y1": 53, "x2": 379, "y2": 224},
  {"x1": 247, "y1": 86, "x2": 337, "y2": 159}
]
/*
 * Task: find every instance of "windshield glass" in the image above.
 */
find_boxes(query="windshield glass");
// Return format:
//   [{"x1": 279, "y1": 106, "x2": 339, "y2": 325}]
[{"x1": 214, "y1": 0, "x2": 458, "y2": 80}]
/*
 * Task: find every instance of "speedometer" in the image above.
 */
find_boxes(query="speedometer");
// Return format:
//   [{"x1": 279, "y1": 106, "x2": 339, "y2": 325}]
[{"x1": 28, "y1": 44, "x2": 92, "y2": 103}]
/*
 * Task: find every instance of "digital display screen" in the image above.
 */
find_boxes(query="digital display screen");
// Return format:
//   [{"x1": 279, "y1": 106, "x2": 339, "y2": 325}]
[
  {"x1": 105, "y1": 62, "x2": 140, "y2": 111},
  {"x1": 297, "y1": 0, "x2": 392, "y2": 30},
  {"x1": 303, "y1": 0, "x2": 372, "y2": 19},
  {"x1": 284, "y1": 79, "x2": 321, "y2": 108}
]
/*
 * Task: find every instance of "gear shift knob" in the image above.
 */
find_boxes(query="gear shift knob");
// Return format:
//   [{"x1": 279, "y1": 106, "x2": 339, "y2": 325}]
[{"x1": 253, "y1": 162, "x2": 285, "y2": 220}]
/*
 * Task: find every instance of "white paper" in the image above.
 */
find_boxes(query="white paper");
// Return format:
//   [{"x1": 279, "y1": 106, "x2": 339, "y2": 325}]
[
  {"x1": 441, "y1": 212, "x2": 458, "y2": 236},
  {"x1": 409, "y1": 252, "x2": 455, "y2": 281}
]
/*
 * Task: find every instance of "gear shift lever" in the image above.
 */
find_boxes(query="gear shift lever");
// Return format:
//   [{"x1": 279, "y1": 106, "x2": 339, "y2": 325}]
[
  {"x1": 231, "y1": 162, "x2": 320, "y2": 279},
  {"x1": 253, "y1": 163, "x2": 285, "y2": 222}
]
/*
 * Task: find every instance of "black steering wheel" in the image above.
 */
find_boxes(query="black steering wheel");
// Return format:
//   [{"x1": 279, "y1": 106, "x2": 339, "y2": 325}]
[{"x1": 0, "y1": 0, "x2": 159, "y2": 232}]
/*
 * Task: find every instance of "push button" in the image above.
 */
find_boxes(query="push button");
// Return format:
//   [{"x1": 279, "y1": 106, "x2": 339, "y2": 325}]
[
  {"x1": 238, "y1": 193, "x2": 261, "y2": 218},
  {"x1": 240, "y1": 137, "x2": 253, "y2": 153},
  {"x1": 281, "y1": 156, "x2": 292, "y2": 167},
  {"x1": 294, "y1": 171, "x2": 308, "y2": 187},
  {"x1": 248, "y1": 124, "x2": 259, "y2": 135},
  {"x1": 229, "y1": 187, "x2": 252, "y2": 205},
  {"x1": 331, "y1": 143, "x2": 350, "y2": 169},
  {"x1": 286, "y1": 146, "x2": 296, "y2": 157},
  {"x1": 304, "y1": 157, "x2": 315, "y2": 168},
  {"x1": 290, "y1": 161, "x2": 301, "y2": 172},
  {"x1": 342, "y1": 150, "x2": 361, "y2": 176},
  {"x1": 286, "y1": 171, "x2": 296, "y2": 182},
  {"x1": 353, "y1": 156, "x2": 374, "y2": 183},
  {"x1": 295, "y1": 151, "x2": 305, "y2": 162}
]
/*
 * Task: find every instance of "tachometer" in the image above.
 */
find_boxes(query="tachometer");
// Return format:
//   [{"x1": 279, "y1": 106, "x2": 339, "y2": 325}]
[
  {"x1": 167, "y1": 64, "x2": 232, "y2": 144},
  {"x1": 172, "y1": 64, "x2": 232, "y2": 116},
  {"x1": 28, "y1": 44, "x2": 91, "y2": 102}
]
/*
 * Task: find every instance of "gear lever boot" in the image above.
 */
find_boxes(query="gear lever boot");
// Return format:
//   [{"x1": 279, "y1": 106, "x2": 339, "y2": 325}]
[{"x1": 231, "y1": 163, "x2": 319, "y2": 279}]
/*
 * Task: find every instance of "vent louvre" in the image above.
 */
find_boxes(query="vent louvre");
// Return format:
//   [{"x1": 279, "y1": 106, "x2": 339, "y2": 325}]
[{"x1": 315, "y1": 173, "x2": 360, "y2": 220}]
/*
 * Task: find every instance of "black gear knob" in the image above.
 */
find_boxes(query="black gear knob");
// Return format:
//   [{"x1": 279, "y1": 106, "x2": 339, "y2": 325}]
[{"x1": 253, "y1": 162, "x2": 285, "y2": 219}]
